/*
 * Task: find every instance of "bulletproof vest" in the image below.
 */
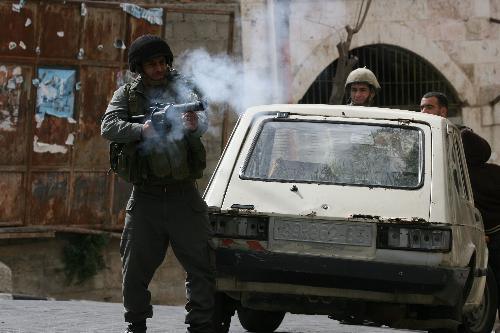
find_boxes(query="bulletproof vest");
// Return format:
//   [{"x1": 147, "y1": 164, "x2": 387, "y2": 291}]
[{"x1": 110, "y1": 76, "x2": 206, "y2": 184}]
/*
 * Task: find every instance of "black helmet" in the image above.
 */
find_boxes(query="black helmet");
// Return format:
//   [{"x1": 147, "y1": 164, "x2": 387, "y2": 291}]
[{"x1": 128, "y1": 35, "x2": 173, "y2": 73}]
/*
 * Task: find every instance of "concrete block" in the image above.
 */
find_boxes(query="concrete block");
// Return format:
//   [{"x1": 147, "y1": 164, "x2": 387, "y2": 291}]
[
  {"x1": 0, "y1": 293, "x2": 13, "y2": 299},
  {"x1": 473, "y1": 62, "x2": 500, "y2": 87},
  {"x1": 453, "y1": 40, "x2": 500, "y2": 64},
  {"x1": 174, "y1": 22, "x2": 196, "y2": 40},
  {"x1": 164, "y1": 23, "x2": 174, "y2": 40},
  {"x1": 425, "y1": 20, "x2": 466, "y2": 41},
  {"x1": 194, "y1": 21, "x2": 217, "y2": 40},
  {"x1": 494, "y1": 103, "x2": 500, "y2": 125},
  {"x1": 215, "y1": 22, "x2": 230, "y2": 40},
  {"x1": 466, "y1": 17, "x2": 491, "y2": 40},
  {"x1": 370, "y1": 0, "x2": 426, "y2": 22},
  {"x1": 481, "y1": 105, "x2": 494, "y2": 126},
  {"x1": 427, "y1": 1, "x2": 473, "y2": 20},
  {"x1": 473, "y1": 0, "x2": 490, "y2": 17},
  {"x1": 166, "y1": 12, "x2": 185, "y2": 23},
  {"x1": 0, "y1": 261, "x2": 12, "y2": 294},
  {"x1": 462, "y1": 106, "x2": 482, "y2": 130},
  {"x1": 479, "y1": 84, "x2": 500, "y2": 106}
]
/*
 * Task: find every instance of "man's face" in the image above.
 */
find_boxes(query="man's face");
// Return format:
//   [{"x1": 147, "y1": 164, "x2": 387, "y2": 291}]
[
  {"x1": 142, "y1": 56, "x2": 169, "y2": 81},
  {"x1": 420, "y1": 96, "x2": 448, "y2": 117},
  {"x1": 350, "y1": 83, "x2": 374, "y2": 106}
]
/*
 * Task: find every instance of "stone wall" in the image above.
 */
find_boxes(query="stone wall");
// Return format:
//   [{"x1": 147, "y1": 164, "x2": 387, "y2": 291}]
[
  {"x1": 0, "y1": 236, "x2": 187, "y2": 304},
  {"x1": 240, "y1": 0, "x2": 500, "y2": 158}
]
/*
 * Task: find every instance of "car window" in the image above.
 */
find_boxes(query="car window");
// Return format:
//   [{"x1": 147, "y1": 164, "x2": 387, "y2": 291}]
[{"x1": 241, "y1": 120, "x2": 424, "y2": 189}]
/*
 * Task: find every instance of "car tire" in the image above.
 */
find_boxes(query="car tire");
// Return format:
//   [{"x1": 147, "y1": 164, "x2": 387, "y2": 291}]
[
  {"x1": 460, "y1": 266, "x2": 498, "y2": 333},
  {"x1": 237, "y1": 306, "x2": 285, "y2": 332},
  {"x1": 428, "y1": 266, "x2": 498, "y2": 333}
]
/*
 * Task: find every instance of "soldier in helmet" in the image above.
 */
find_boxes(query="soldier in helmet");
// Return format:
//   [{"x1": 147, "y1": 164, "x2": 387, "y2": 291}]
[
  {"x1": 345, "y1": 67, "x2": 381, "y2": 106},
  {"x1": 101, "y1": 35, "x2": 214, "y2": 333}
]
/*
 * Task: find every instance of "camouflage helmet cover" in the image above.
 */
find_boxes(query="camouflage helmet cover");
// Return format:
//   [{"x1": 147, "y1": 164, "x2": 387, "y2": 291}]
[{"x1": 345, "y1": 67, "x2": 381, "y2": 89}]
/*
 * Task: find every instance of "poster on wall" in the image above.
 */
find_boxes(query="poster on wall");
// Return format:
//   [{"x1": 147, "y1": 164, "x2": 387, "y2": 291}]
[
  {"x1": 36, "y1": 68, "x2": 76, "y2": 119},
  {"x1": 0, "y1": 65, "x2": 23, "y2": 132}
]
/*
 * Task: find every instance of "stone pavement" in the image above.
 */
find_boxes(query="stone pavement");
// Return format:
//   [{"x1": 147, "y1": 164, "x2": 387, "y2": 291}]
[{"x1": 0, "y1": 298, "x2": 423, "y2": 333}]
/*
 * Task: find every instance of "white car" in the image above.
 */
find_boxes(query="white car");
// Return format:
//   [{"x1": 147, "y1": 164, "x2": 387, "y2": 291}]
[{"x1": 205, "y1": 105, "x2": 496, "y2": 333}]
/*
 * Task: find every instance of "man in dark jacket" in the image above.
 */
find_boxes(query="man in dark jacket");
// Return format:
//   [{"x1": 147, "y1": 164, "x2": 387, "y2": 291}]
[
  {"x1": 462, "y1": 129, "x2": 500, "y2": 313},
  {"x1": 101, "y1": 34, "x2": 214, "y2": 333},
  {"x1": 420, "y1": 92, "x2": 500, "y2": 310}
]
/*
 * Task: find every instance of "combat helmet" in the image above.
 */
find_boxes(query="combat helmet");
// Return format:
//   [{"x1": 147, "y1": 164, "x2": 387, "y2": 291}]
[
  {"x1": 345, "y1": 67, "x2": 380, "y2": 90},
  {"x1": 128, "y1": 35, "x2": 173, "y2": 73}
]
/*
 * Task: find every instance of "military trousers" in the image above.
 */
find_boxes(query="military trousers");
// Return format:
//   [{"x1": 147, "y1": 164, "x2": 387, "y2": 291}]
[{"x1": 120, "y1": 182, "x2": 215, "y2": 330}]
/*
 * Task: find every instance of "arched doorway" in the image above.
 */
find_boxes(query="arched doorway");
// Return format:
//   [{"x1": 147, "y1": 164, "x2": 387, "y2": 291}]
[{"x1": 299, "y1": 44, "x2": 461, "y2": 119}]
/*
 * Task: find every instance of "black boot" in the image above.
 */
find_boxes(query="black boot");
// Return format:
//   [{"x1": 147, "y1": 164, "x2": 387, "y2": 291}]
[
  {"x1": 124, "y1": 320, "x2": 147, "y2": 333},
  {"x1": 186, "y1": 322, "x2": 214, "y2": 333}
]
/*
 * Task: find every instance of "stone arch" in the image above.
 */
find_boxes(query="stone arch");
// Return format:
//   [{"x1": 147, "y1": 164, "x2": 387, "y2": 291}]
[{"x1": 292, "y1": 21, "x2": 476, "y2": 106}]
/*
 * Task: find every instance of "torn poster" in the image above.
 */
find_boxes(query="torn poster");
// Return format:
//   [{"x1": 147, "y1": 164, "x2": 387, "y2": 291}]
[
  {"x1": 33, "y1": 135, "x2": 68, "y2": 154},
  {"x1": 12, "y1": 0, "x2": 26, "y2": 12},
  {"x1": 36, "y1": 68, "x2": 76, "y2": 119},
  {"x1": 120, "y1": 3, "x2": 163, "y2": 25},
  {"x1": 0, "y1": 65, "x2": 23, "y2": 132}
]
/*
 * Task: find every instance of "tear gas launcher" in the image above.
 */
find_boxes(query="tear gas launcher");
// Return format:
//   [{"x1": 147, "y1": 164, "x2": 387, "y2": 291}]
[{"x1": 128, "y1": 100, "x2": 207, "y2": 132}]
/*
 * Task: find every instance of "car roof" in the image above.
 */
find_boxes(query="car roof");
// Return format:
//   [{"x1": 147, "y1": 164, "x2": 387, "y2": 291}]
[{"x1": 244, "y1": 104, "x2": 450, "y2": 129}]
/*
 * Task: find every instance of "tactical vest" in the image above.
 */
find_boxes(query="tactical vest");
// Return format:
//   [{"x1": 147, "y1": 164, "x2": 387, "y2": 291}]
[{"x1": 110, "y1": 76, "x2": 206, "y2": 184}]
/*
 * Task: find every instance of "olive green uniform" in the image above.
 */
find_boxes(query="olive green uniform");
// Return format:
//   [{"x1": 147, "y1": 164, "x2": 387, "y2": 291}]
[{"x1": 101, "y1": 73, "x2": 214, "y2": 333}]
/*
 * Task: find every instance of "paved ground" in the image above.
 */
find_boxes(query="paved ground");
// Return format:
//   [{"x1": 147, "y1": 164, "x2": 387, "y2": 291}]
[{"x1": 0, "y1": 299, "x2": 422, "y2": 333}]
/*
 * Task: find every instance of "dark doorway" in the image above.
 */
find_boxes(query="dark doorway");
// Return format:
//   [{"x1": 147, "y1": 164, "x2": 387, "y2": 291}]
[{"x1": 299, "y1": 44, "x2": 461, "y2": 118}]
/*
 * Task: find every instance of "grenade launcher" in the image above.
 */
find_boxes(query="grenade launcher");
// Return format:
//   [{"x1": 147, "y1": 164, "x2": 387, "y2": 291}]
[{"x1": 129, "y1": 100, "x2": 207, "y2": 132}]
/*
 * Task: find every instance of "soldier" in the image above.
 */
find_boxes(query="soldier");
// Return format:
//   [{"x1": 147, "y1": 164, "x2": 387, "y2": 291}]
[
  {"x1": 345, "y1": 67, "x2": 381, "y2": 106},
  {"x1": 101, "y1": 35, "x2": 215, "y2": 333}
]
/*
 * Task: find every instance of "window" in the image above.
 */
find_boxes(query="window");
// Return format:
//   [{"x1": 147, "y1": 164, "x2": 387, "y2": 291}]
[{"x1": 241, "y1": 120, "x2": 424, "y2": 189}]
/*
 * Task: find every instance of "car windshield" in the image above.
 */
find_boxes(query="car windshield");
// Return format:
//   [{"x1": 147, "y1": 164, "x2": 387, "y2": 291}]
[{"x1": 241, "y1": 120, "x2": 423, "y2": 188}]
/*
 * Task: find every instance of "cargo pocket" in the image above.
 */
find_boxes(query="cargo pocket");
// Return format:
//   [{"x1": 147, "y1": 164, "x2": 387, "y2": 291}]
[{"x1": 120, "y1": 199, "x2": 135, "y2": 257}]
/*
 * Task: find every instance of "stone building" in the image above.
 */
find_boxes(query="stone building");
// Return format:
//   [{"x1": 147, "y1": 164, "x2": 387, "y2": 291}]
[
  {"x1": 241, "y1": 0, "x2": 500, "y2": 156},
  {"x1": 0, "y1": 0, "x2": 499, "y2": 304}
]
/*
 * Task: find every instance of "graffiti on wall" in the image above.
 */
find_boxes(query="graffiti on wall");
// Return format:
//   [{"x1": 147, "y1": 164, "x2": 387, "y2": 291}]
[{"x1": 0, "y1": 65, "x2": 23, "y2": 132}]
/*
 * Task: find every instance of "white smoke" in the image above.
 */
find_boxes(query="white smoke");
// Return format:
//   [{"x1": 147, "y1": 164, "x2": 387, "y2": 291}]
[{"x1": 178, "y1": 49, "x2": 277, "y2": 115}]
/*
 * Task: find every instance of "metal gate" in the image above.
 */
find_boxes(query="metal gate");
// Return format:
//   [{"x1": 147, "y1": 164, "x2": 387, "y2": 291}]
[
  {"x1": 0, "y1": 0, "x2": 235, "y2": 236},
  {"x1": 299, "y1": 44, "x2": 461, "y2": 118}
]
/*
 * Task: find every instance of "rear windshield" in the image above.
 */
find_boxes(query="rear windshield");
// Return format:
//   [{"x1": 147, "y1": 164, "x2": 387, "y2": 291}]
[{"x1": 241, "y1": 120, "x2": 423, "y2": 189}]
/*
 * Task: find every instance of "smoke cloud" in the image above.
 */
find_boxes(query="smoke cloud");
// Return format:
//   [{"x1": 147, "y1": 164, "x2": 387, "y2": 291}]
[{"x1": 178, "y1": 49, "x2": 278, "y2": 115}]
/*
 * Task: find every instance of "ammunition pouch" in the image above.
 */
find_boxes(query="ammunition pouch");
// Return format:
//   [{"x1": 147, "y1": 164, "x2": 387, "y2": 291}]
[{"x1": 109, "y1": 141, "x2": 148, "y2": 184}]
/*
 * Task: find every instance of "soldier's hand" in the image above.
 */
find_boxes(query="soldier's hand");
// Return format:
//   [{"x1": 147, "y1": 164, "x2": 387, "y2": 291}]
[
  {"x1": 183, "y1": 111, "x2": 198, "y2": 131},
  {"x1": 142, "y1": 120, "x2": 157, "y2": 139}
]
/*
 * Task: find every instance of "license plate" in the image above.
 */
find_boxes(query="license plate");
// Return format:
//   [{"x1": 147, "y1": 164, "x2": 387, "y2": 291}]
[{"x1": 273, "y1": 219, "x2": 372, "y2": 246}]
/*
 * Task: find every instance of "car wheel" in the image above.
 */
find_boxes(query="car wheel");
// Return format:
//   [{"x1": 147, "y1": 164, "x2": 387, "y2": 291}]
[
  {"x1": 460, "y1": 267, "x2": 498, "y2": 333},
  {"x1": 429, "y1": 267, "x2": 498, "y2": 333},
  {"x1": 213, "y1": 292, "x2": 237, "y2": 333},
  {"x1": 237, "y1": 306, "x2": 285, "y2": 332}
]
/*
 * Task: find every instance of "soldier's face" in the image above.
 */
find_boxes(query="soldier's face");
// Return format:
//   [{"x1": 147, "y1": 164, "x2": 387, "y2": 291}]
[
  {"x1": 350, "y1": 83, "x2": 374, "y2": 106},
  {"x1": 420, "y1": 97, "x2": 448, "y2": 117},
  {"x1": 142, "y1": 56, "x2": 169, "y2": 81}
]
